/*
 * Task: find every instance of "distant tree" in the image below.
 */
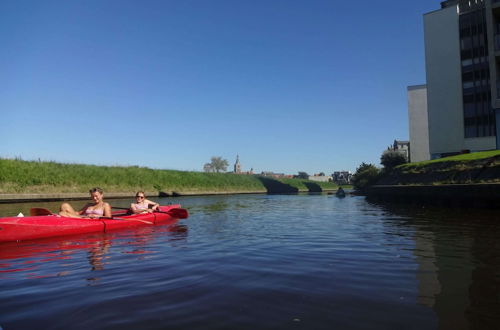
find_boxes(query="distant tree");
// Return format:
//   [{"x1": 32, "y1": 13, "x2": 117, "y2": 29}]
[
  {"x1": 296, "y1": 171, "x2": 309, "y2": 179},
  {"x1": 319, "y1": 172, "x2": 325, "y2": 176},
  {"x1": 351, "y1": 162, "x2": 380, "y2": 190},
  {"x1": 204, "y1": 156, "x2": 229, "y2": 173},
  {"x1": 380, "y1": 150, "x2": 407, "y2": 171},
  {"x1": 203, "y1": 163, "x2": 214, "y2": 173}
]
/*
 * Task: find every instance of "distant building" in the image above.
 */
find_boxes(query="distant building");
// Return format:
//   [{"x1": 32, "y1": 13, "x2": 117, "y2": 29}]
[
  {"x1": 234, "y1": 155, "x2": 241, "y2": 174},
  {"x1": 260, "y1": 171, "x2": 287, "y2": 178},
  {"x1": 388, "y1": 140, "x2": 410, "y2": 161},
  {"x1": 308, "y1": 175, "x2": 332, "y2": 182},
  {"x1": 332, "y1": 171, "x2": 352, "y2": 185}
]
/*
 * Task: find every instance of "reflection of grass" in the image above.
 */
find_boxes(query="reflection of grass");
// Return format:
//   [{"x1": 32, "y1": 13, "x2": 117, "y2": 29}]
[
  {"x1": 234, "y1": 203, "x2": 249, "y2": 209},
  {"x1": 200, "y1": 201, "x2": 229, "y2": 213}
]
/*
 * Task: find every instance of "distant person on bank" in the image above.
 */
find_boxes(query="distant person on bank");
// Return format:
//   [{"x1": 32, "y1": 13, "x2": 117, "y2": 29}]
[
  {"x1": 131, "y1": 191, "x2": 160, "y2": 214},
  {"x1": 59, "y1": 187, "x2": 112, "y2": 218}
]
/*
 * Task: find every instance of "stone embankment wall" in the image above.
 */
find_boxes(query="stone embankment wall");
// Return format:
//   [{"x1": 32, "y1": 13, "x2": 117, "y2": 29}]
[
  {"x1": 362, "y1": 184, "x2": 500, "y2": 208},
  {"x1": 360, "y1": 155, "x2": 500, "y2": 208}
]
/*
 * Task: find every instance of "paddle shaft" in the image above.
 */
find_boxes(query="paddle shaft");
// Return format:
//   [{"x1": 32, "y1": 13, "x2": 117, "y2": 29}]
[
  {"x1": 99, "y1": 217, "x2": 153, "y2": 224},
  {"x1": 112, "y1": 206, "x2": 188, "y2": 219}
]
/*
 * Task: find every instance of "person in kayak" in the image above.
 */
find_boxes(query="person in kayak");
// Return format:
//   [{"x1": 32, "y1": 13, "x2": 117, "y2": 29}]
[
  {"x1": 59, "y1": 187, "x2": 112, "y2": 218},
  {"x1": 130, "y1": 191, "x2": 160, "y2": 214}
]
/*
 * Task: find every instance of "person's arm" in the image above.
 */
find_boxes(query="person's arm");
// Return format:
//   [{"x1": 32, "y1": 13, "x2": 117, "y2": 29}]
[
  {"x1": 145, "y1": 199, "x2": 160, "y2": 211},
  {"x1": 103, "y1": 203, "x2": 112, "y2": 218}
]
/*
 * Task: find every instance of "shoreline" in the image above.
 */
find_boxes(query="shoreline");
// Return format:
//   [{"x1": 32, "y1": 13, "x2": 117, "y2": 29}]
[{"x1": 0, "y1": 189, "x2": 337, "y2": 204}]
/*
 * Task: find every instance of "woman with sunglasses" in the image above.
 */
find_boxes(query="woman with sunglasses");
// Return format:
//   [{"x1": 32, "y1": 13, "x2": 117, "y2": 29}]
[
  {"x1": 59, "y1": 187, "x2": 112, "y2": 218},
  {"x1": 130, "y1": 191, "x2": 160, "y2": 214}
]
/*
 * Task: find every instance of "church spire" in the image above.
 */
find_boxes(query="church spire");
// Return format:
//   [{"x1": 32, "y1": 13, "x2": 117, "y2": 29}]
[{"x1": 234, "y1": 154, "x2": 241, "y2": 173}]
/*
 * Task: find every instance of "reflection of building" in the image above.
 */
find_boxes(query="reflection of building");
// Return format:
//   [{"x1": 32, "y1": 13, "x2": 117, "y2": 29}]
[
  {"x1": 409, "y1": 0, "x2": 499, "y2": 161},
  {"x1": 382, "y1": 202, "x2": 500, "y2": 330},
  {"x1": 332, "y1": 171, "x2": 352, "y2": 184}
]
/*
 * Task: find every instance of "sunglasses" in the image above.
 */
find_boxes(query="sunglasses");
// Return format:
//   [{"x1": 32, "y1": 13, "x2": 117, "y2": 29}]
[{"x1": 136, "y1": 196, "x2": 145, "y2": 199}]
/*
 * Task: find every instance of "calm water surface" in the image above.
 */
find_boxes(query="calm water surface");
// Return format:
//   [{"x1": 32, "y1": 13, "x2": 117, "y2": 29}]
[{"x1": 0, "y1": 194, "x2": 499, "y2": 330}]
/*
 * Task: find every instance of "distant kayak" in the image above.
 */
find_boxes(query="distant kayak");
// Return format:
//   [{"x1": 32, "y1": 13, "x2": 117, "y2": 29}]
[
  {"x1": 0, "y1": 205, "x2": 188, "y2": 243},
  {"x1": 335, "y1": 188, "x2": 346, "y2": 198}
]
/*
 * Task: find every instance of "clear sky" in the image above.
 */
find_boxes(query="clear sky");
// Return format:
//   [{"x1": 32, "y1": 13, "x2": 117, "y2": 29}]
[{"x1": 1, "y1": 0, "x2": 441, "y2": 175}]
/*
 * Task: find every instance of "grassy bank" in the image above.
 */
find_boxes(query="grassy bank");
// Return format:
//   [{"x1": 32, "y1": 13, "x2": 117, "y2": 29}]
[
  {"x1": 376, "y1": 150, "x2": 500, "y2": 185},
  {"x1": 0, "y1": 158, "x2": 337, "y2": 194}
]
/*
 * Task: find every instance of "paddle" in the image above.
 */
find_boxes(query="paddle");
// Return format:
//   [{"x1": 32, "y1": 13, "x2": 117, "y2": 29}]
[
  {"x1": 30, "y1": 208, "x2": 54, "y2": 216},
  {"x1": 99, "y1": 217, "x2": 153, "y2": 225},
  {"x1": 160, "y1": 208, "x2": 189, "y2": 219},
  {"x1": 111, "y1": 206, "x2": 189, "y2": 219},
  {"x1": 29, "y1": 207, "x2": 153, "y2": 224}
]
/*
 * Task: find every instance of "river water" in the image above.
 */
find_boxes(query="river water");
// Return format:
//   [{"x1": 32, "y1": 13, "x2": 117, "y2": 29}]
[{"x1": 0, "y1": 193, "x2": 498, "y2": 330}]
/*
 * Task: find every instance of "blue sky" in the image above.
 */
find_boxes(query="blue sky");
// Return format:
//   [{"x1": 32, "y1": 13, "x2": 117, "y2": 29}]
[{"x1": 1, "y1": 0, "x2": 440, "y2": 174}]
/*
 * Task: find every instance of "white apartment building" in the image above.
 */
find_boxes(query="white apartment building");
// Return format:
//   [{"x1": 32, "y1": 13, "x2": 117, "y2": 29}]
[{"x1": 409, "y1": 0, "x2": 500, "y2": 161}]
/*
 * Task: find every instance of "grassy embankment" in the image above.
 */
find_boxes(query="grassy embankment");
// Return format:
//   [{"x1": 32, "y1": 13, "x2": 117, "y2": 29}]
[
  {"x1": 377, "y1": 150, "x2": 500, "y2": 185},
  {"x1": 0, "y1": 158, "x2": 337, "y2": 195}
]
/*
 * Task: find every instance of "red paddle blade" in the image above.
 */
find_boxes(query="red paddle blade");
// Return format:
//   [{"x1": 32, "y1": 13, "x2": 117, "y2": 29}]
[
  {"x1": 30, "y1": 208, "x2": 53, "y2": 216},
  {"x1": 167, "y1": 208, "x2": 189, "y2": 219}
]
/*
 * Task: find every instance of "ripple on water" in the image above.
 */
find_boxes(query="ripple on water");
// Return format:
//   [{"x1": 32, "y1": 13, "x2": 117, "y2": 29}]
[{"x1": 1, "y1": 194, "x2": 499, "y2": 329}]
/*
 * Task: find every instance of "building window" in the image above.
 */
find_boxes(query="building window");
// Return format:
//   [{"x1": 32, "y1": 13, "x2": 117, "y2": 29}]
[{"x1": 459, "y1": 9, "x2": 496, "y2": 138}]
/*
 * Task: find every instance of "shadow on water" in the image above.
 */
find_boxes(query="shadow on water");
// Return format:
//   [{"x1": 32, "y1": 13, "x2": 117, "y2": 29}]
[{"x1": 257, "y1": 177, "x2": 299, "y2": 194}]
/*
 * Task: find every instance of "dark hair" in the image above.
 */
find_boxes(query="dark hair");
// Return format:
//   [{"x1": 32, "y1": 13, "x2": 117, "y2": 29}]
[{"x1": 89, "y1": 187, "x2": 103, "y2": 194}]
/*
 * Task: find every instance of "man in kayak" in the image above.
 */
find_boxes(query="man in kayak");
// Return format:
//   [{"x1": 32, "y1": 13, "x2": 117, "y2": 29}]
[
  {"x1": 59, "y1": 187, "x2": 112, "y2": 218},
  {"x1": 130, "y1": 191, "x2": 160, "y2": 214}
]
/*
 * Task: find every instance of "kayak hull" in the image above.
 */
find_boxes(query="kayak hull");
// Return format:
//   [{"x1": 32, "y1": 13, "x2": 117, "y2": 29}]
[{"x1": 0, "y1": 205, "x2": 186, "y2": 243}]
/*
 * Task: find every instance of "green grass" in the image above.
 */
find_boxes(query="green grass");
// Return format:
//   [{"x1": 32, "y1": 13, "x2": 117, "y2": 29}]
[
  {"x1": 0, "y1": 158, "x2": 337, "y2": 194},
  {"x1": 400, "y1": 150, "x2": 500, "y2": 168}
]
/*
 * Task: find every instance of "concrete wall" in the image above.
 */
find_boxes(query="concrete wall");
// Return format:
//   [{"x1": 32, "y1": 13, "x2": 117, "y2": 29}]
[
  {"x1": 408, "y1": 85, "x2": 430, "y2": 162},
  {"x1": 308, "y1": 176, "x2": 332, "y2": 183},
  {"x1": 424, "y1": 6, "x2": 464, "y2": 157}
]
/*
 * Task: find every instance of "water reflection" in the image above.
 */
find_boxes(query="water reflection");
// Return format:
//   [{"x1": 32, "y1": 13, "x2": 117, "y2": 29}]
[
  {"x1": 1, "y1": 194, "x2": 499, "y2": 329},
  {"x1": 372, "y1": 201, "x2": 500, "y2": 329},
  {"x1": 0, "y1": 224, "x2": 188, "y2": 279},
  {"x1": 87, "y1": 238, "x2": 111, "y2": 272}
]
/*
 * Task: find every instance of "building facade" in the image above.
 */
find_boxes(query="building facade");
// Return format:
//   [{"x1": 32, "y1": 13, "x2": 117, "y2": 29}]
[
  {"x1": 389, "y1": 140, "x2": 410, "y2": 161},
  {"x1": 332, "y1": 171, "x2": 352, "y2": 185},
  {"x1": 408, "y1": 85, "x2": 430, "y2": 162},
  {"x1": 416, "y1": 0, "x2": 499, "y2": 160}
]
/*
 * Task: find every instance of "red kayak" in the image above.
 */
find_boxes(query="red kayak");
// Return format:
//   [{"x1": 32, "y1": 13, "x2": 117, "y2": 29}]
[{"x1": 0, "y1": 205, "x2": 188, "y2": 243}]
